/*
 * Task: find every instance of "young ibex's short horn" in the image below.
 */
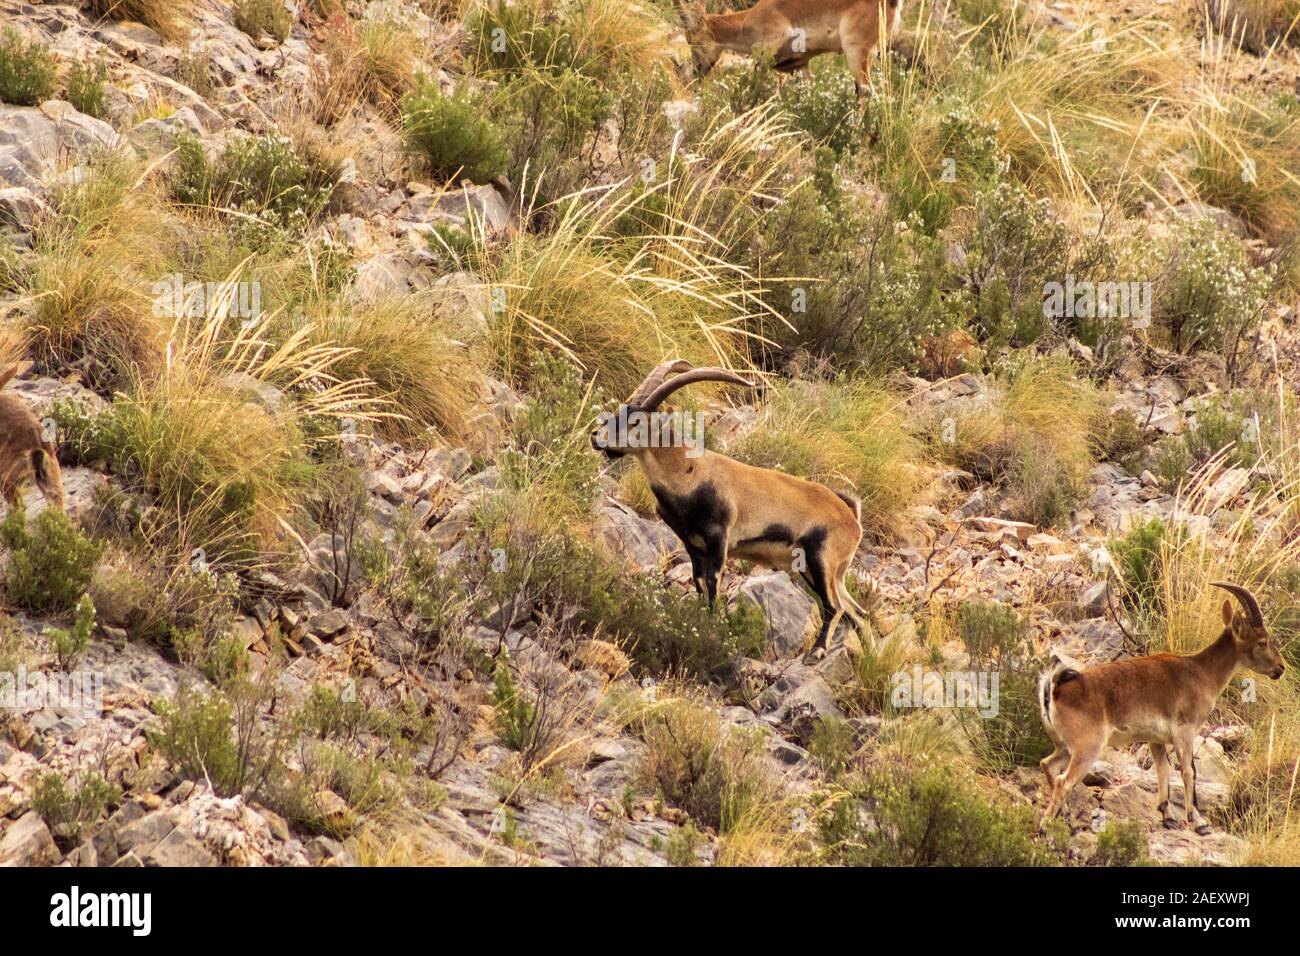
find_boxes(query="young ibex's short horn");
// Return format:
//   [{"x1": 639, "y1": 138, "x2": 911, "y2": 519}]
[{"x1": 1211, "y1": 581, "x2": 1265, "y2": 627}]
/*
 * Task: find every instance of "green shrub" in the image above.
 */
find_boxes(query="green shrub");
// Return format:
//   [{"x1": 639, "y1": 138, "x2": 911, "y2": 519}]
[
  {"x1": 64, "y1": 59, "x2": 108, "y2": 118},
  {"x1": 149, "y1": 678, "x2": 288, "y2": 799},
  {"x1": 639, "y1": 696, "x2": 778, "y2": 834},
  {"x1": 45, "y1": 593, "x2": 96, "y2": 671},
  {"x1": 172, "y1": 132, "x2": 339, "y2": 236},
  {"x1": 0, "y1": 27, "x2": 56, "y2": 106},
  {"x1": 756, "y1": 181, "x2": 964, "y2": 373},
  {"x1": 492, "y1": 650, "x2": 539, "y2": 752},
  {"x1": 962, "y1": 180, "x2": 1071, "y2": 348},
  {"x1": 821, "y1": 760, "x2": 1054, "y2": 866},
  {"x1": 31, "y1": 770, "x2": 120, "y2": 842},
  {"x1": 1153, "y1": 218, "x2": 1269, "y2": 373},
  {"x1": 1110, "y1": 517, "x2": 1167, "y2": 613},
  {"x1": 0, "y1": 504, "x2": 104, "y2": 614},
  {"x1": 233, "y1": 0, "x2": 294, "y2": 43},
  {"x1": 956, "y1": 601, "x2": 1054, "y2": 770},
  {"x1": 400, "y1": 81, "x2": 507, "y2": 184},
  {"x1": 1092, "y1": 817, "x2": 1151, "y2": 865}
]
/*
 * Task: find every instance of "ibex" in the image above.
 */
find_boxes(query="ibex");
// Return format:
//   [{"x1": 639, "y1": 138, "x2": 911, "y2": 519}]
[
  {"x1": 1038, "y1": 583, "x2": 1285, "y2": 834},
  {"x1": 591, "y1": 359, "x2": 868, "y2": 658},
  {"x1": 675, "y1": 0, "x2": 904, "y2": 91},
  {"x1": 0, "y1": 365, "x2": 65, "y2": 512}
]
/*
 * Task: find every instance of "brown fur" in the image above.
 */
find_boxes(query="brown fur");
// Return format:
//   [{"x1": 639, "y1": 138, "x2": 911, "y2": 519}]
[
  {"x1": 1038, "y1": 590, "x2": 1284, "y2": 833},
  {"x1": 677, "y1": 0, "x2": 903, "y2": 88},
  {"x1": 0, "y1": 364, "x2": 65, "y2": 512}
]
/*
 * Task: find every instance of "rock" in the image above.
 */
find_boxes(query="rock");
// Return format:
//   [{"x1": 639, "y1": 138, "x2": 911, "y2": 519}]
[
  {"x1": 1171, "y1": 201, "x2": 1247, "y2": 238},
  {"x1": 970, "y1": 516, "x2": 1038, "y2": 542},
  {"x1": 431, "y1": 271, "x2": 492, "y2": 343},
  {"x1": 308, "y1": 609, "x2": 351, "y2": 641},
  {"x1": 0, "y1": 185, "x2": 46, "y2": 230},
  {"x1": 0, "y1": 811, "x2": 59, "y2": 866},
  {"x1": 596, "y1": 501, "x2": 680, "y2": 570},
  {"x1": 1079, "y1": 580, "x2": 1113, "y2": 618},
  {"x1": 428, "y1": 184, "x2": 512, "y2": 237},
  {"x1": 735, "y1": 571, "x2": 819, "y2": 660}
]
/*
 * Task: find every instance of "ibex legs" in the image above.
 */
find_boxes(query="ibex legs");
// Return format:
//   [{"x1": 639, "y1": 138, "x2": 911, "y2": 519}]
[{"x1": 1172, "y1": 732, "x2": 1212, "y2": 835}]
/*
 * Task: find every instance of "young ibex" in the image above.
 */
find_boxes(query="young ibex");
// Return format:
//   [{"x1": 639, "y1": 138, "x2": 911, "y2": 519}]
[
  {"x1": 0, "y1": 365, "x2": 65, "y2": 512},
  {"x1": 675, "y1": 0, "x2": 903, "y2": 92},
  {"x1": 591, "y1": 359, "x2": 868, "y2": 658},
  {"x1": 1038, "y1": 582, "x2": 1285, "y2": 833}
]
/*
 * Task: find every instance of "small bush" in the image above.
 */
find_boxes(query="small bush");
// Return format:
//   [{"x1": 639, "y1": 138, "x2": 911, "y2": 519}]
[
  {"x1": 149, "y1": 677, "x2": 288, "y2": 800},
  {"x1": 401, "y1": 81, "x2": 507, "y2": 185},
  {"x1": 639, "y1": 696, "x2": 779, "y2": 834},
  {"x1": 946, "y1": 354, "x2": 1104, "y2": 527},
  {"x1": 31, "y1": 770, "x2": 120, "y2": 843},
  {"x1": 1092, "y1": 818, "x2": 1151, "y2": 866},
  {"x1": 0, "y1": 27, "x2": 56, "y2": 106},
  {"x1": 0, "y1": 504, "x2": 104, "y2": 614},
  {"x1": 64, "y1": 59, "x2": 108, "y2": 118},
  {"x1": 1153, "y1": 218, "x2": 1269, "y2": 373},
  {"x1": 172, "y1": 133, "x2": 340, "y2": 237},
  {"x1": 1110, "y1": 517, "x2": 1167, "y2": 614},
  {"x1": 233, "y1": 0, "x2": 294, "y2": 44},
  {"x1": 955, "y1": 601, "x2": 1054, "y2": 770},
  {"x1": 821, "y1": 760, "x2": 1054, "y2": 866},
  {"x1": 45, "y1": 594, "x2": 96, "y2": 671}
]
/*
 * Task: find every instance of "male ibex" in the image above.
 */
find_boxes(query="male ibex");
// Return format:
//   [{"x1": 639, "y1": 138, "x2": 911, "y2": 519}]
[
  {"x1": 675, "y1": 0, "x2": 904, "y2": 92},
  {"x1": 1038, "y1": 583, "x2": 1285, "y2": 834},
  {"x1": 0, "y1": 365, "x2": 65, "y2": 512},
  {"x1": 591, "y1": 359, "x2": 868, "y2": 658}
]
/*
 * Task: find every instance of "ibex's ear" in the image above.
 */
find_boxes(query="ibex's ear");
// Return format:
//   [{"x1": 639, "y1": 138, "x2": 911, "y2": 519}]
[{"x1": 1221, "y1": 599, "x2": 1234, "y2": 627}]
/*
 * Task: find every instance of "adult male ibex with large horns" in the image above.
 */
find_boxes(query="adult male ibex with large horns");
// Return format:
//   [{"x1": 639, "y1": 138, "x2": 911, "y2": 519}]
[
  {"x1": 675, "y1": 0, "x2": 904, "y2": 93},
  {"x1": 1038, "y1": 582, "x2": 1285, "y2": 834},
  {"x1": 591, "y1": 359, "x2": 868, "y2": 658}
]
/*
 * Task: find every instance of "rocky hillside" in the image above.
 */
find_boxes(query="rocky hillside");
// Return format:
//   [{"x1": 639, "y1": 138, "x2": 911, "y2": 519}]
[{"x1": 1, "y1": 0, "x2": 1299, "y2": 867}]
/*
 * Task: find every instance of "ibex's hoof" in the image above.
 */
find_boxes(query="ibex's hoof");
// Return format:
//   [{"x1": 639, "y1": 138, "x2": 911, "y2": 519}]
[
  {"x1": 1195, "y1": 824, "x2": 1212, "y2": 836},
  {"x1": 802, "y1": 647, "x2": 826, "y2": 666},
  {"x1": 1162, "y1": 818, "x2": 1180, "y2": 830}
]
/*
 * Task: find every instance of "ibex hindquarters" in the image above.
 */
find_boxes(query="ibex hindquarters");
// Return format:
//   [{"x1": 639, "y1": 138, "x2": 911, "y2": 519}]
[
  {"x1": 678, "y1": 0, "x2": 903, "y2": 91},
  {"x1": 1038, "y1": 583, "x2": 1285, "y2": 834},
  {"x1": 0, "y1": 365, "x2": 65, "y2": 513}
]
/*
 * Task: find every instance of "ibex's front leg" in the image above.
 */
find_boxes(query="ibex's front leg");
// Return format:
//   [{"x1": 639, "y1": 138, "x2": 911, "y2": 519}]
[
  {"x1": 1173, "y1": 733, "x2": 1212, "y2": 835},
  {"x1": 1149, "y1": 742, "x2": 1179, "y2": 829}
]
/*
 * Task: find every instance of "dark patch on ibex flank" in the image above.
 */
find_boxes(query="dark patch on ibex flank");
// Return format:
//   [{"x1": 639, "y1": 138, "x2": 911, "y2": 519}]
[
  {"x1": 650, "y1": 482, "x2": 731, "y2": 539},
  {"x1": 798, "y1": 525, "x2": 829, "y2": 556},
  {"x1": 737, "y1": 522, "x2": 796, "y2": 548}
]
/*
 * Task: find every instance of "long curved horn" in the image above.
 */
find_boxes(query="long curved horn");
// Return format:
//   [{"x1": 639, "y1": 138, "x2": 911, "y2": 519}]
[
  {"x1": 1211, "y1": 582, "x2": 1265, "y2": 627},
  {"x1": 639, "y1": 367, "x2": 756, "y2": 411},
  {"x1": 628, "y1": 359, "x2": 694, "y2": 406}
]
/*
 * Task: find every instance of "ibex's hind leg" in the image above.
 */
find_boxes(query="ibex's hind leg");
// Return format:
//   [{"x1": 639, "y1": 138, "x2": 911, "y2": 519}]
[
  {"x1": 1042, "y1": 736, "x2": 1104, "y2": 827},
  {"x1": 1040, "y1": 745, "x2": 1070, "y2": 795},
  {"x1": 1149, "y1": 742, "x2": 1178, "y2": 828}
]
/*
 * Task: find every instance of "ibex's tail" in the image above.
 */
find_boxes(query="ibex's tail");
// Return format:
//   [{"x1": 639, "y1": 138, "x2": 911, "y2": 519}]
[
  {"x1": 1038, "y1": 664, "x2": 1081, "y2": 731},
  {"x1": 834, "y1": 490, "x2": 861, "y2": 526}
]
